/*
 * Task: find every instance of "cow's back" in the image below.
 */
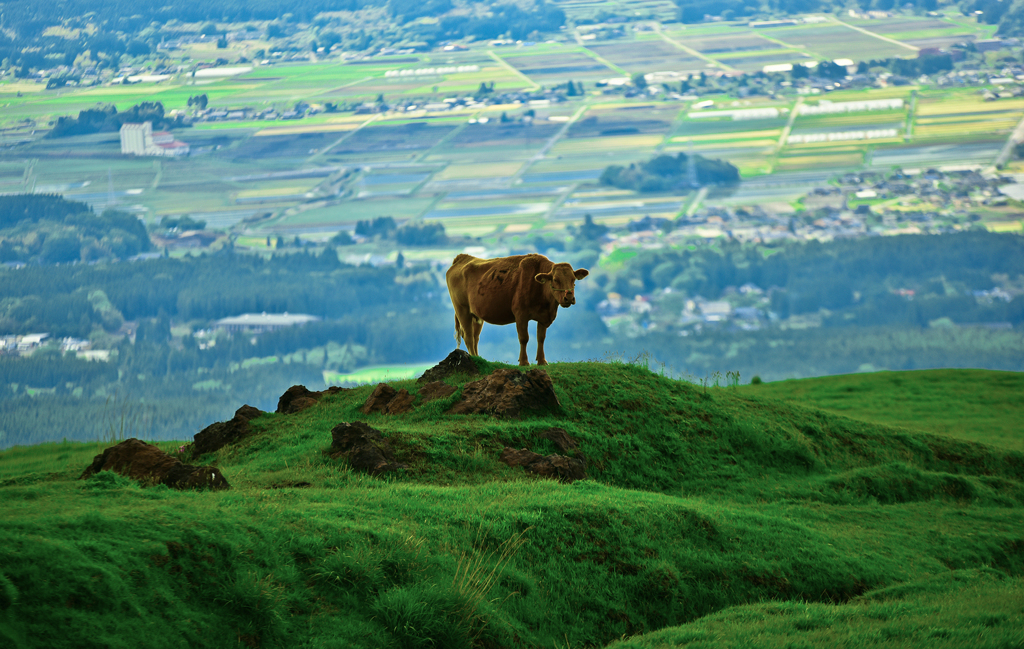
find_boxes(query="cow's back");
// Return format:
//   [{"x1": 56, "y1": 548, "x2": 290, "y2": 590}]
[{"x1": 447, "y1": 254, "x2": 549, "y2": 325}]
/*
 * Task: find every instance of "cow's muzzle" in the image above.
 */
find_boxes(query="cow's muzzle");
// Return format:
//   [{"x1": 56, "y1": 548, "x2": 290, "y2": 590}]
[{"x1": 553, "y1": 288, "x2": 575, "y2": 307}]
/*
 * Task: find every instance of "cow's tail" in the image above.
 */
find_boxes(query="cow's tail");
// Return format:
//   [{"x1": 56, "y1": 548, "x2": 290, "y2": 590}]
[{"x1": 454, "y1": 314, "x2": 463, "y2": 350}]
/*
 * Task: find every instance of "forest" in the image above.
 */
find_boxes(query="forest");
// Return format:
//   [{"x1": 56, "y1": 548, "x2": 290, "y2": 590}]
[
  {"x1": 0, "y1": 195, "x2": 151, "y2": 265},
  {"x1": 0, "y1": 0, "x2": 566, "y2": 74},
  {"x1": 46, "y1": 102, "x2": 188, "y2": 139}
]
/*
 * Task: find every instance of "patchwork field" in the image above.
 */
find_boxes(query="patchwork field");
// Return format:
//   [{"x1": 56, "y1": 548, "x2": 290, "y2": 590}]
[
  {"x1": 845, "y1": 15, "x2": 981, "y2": 48},
  {"x1": 757, "y1": 22, "x2": 916, "y2": 60},
  {"x1": 0, "y1": 11, "x2": 1016, "y2": 238},
  {"x1": 913, "y1": 93, "x2": 1024, "y2": 143},
  {"x1": 503, "y1": 49, "x2": 619, "y2": 82},
  {"x1": 588, "y1": 39, "x2": 709, "y2": 74}
]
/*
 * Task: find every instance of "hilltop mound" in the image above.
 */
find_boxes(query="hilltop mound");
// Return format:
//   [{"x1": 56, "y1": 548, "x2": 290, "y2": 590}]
[
  {"x1": 0, "y1": 360, "x2": 1022, "y2": 649},
  {"x1": 196, "y1": 359, "x2": 1024, "y2": 500}
]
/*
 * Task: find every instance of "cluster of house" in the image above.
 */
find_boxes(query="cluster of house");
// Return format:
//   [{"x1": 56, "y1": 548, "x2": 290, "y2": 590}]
[
  {"x1": 591, "y1": 167, "x2": 1019, "y2": 258},
  {"x1": 1, "y1": 314, "x2": 325, "y2": 362},
  {"x1": 0, "y1": 334, "x2": 110, "y2": 360},
  {"x1": 597, "y1": 284, "x2": 773, "y2": 337},
  {"x1": 194, "y1": 104, "x2": 310, "y2": 122},
  {"x1": 934, "y1": 67, "x2": 1024, "y2": 98}
]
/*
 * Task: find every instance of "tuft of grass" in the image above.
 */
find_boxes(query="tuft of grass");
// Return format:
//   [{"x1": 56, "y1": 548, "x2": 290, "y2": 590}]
[{"x1": 0, "y1": 573, "x2": 17, "y2": 610}]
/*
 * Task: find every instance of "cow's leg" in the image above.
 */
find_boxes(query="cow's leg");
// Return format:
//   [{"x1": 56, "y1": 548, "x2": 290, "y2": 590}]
[
  {"x1": 536, "y1": 322, "x2": 548, "y2": 366},
  {"x1": 453, "y1": 304, "x2": 474, "y2": 354},
  {"x1": 469, "y1": 317, "x2": 483, "y2": 356},
  {"x1": 515, "y1": 318, "x2": 530, "y2": 366}
]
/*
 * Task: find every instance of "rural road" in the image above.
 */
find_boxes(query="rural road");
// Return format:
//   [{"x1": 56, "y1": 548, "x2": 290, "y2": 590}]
[
  {"x1": 831, "y1": 17, "x2": 919, "y2": 52},
  {"x1": 653, "y1": 23, "x2": 736, "y2": 73},
  {"x1": 990, "y1": 112, "x2": 1024, "y2": 171},
  {"x1": 510, "y1": 103, "x2": 590, "y2": 183}
]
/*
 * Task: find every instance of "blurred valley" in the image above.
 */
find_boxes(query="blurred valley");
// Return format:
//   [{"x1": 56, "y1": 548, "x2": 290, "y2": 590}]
[{"x1": 2, "y1": 0, "x2": 1024, "y2": 447}]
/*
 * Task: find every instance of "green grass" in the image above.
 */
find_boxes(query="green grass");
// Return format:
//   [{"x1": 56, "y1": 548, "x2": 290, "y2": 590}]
[
  {"x1": 737, "y1": 369, "x2": 1024, "y2": 452},
  {"x1": 323, "y1": 362, "x2": 436, "y2": 385},
  {"x1": 608, "y1": 569, "x2": 1024, "y2": 648},
  {"x1": 1, "y1": 363, "x2": 1023, "y2": 648}
]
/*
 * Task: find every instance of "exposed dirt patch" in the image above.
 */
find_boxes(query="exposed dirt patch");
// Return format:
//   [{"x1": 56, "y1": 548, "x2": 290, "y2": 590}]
[
  {"x1": 361, "y1": 384, "x2": 414, "y2": 415},
  {"x1": 277, "y1": 385, "x2": 348, "y2": 414},
  {"x1": 418, "y1": 349, "x2": 480, "y2": 384},
  {"x1": 192, "y1": 405, "x2": 264, "y2": 456},
  {"x1": 448, "y1": 368, "x2": 561, "y2": 419},
  {"x1": 328, "y1": 421, "x2": 408, "y2": 476},
  {"x1": 419, "y1": 381, "x2": 458, "y2": 403},
  {"x1": 499, "y1": 447, "x2": 587, "y2": 483},
  {"x1": 81, "y1": 438, "x2": 229, "y2": 490}
]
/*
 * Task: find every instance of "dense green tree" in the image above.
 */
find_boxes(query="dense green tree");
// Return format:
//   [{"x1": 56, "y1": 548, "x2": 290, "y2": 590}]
[{"x1": 601, "y1": 152, "x2": 738, "y2": 192}]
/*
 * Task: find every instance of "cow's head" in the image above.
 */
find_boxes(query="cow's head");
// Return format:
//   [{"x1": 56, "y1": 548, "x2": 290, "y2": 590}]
[{"x1": 535, "y1": 263, "x2": 589, "y2": 308}]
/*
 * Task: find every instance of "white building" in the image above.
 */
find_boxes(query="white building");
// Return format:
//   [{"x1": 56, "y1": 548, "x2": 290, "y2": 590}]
[
  {"x1": 120, "y1": 122, "x2": 190, "y2": 157},
  {"x1": 214, "y1": 312, "x2": 321, "y2": 334}
]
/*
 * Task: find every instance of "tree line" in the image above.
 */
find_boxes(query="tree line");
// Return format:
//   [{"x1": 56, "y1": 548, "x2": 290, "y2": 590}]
[{"x1": 47, "y1": 102, "x2": 187, "y2": 139}]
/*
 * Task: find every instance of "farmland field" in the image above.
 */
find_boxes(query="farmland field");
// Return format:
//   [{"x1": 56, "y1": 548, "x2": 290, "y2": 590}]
[
  {"x1": 844, "y1": 15, "x2": 980, "y2": 48},
  {"x1": 0, "y1": 10, "x2": 1018, "y2": 242},
  {"x1": 588, "y1": 40, "x2": 709, "y2": 74},
  {"x1": 503, "y1": 49, "x2": 619, "y2": 82},
  {"x1": 323, "y1": 362, "x2": 435, "y2": 385},
  {"x1": 757, "y1": 22, "x2": 916, "y2": 60},
  {"x1": 681, "y1": 32, "x2": 783, "y2": 53},
  {"x1": 913, "y1": 93, "x2": 1024, "y2": 143}
]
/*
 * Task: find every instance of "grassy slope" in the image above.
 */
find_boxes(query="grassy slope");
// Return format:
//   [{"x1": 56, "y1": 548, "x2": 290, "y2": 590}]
[
  {"x1": 0, "y1": 361, "x2": 1022, "y2": 649},
  {"x1": 736, "y1": 369, "x2": 1024, "y2": 453}
]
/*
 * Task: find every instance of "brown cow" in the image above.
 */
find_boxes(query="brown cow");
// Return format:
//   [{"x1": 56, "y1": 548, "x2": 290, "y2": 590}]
[{"x1": 446, "y1": 253, "x2": 589, "y2": 366}]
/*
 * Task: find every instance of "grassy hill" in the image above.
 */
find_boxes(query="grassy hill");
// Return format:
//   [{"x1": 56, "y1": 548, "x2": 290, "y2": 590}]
[
  {"x1": 1, "y1": 360, "x2": 1022, "y2": 649},
  {"x1": 737, "y1": 369, "x2": 1024, "y2": 453}
]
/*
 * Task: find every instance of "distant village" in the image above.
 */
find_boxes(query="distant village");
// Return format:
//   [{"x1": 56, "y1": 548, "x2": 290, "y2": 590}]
[
  {"x1": 6, "y1": 16, "x2": 1023, "y2": 351},
  {"x1": 12, "y1": 18, "x2": 1022, "y2": 140},
  {"x1": 4, "y1": 161, "x2": 1021, "y2": 360}
]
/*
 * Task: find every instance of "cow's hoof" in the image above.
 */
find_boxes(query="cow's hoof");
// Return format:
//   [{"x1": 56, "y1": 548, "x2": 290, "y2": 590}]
[{"x1": 536, "y1": 360, "x2": 548, "y2": 366}]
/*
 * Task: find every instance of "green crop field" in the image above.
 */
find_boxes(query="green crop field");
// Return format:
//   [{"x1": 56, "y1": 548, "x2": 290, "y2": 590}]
[
  {"x1": 323, "y1": 363, "x2": 436, "y2": 385},
  {"x1": 1, "y1": 361, "x2": 1022, "y2": 648}
]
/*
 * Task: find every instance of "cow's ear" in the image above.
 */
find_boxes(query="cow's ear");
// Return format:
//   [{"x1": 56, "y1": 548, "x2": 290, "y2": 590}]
[
  {"x1": 534, "y1": 272, "x2": 552, "y2": 284},
  {"x1": 574, "y1": 268, "x2": 590, "y2": 280}
]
